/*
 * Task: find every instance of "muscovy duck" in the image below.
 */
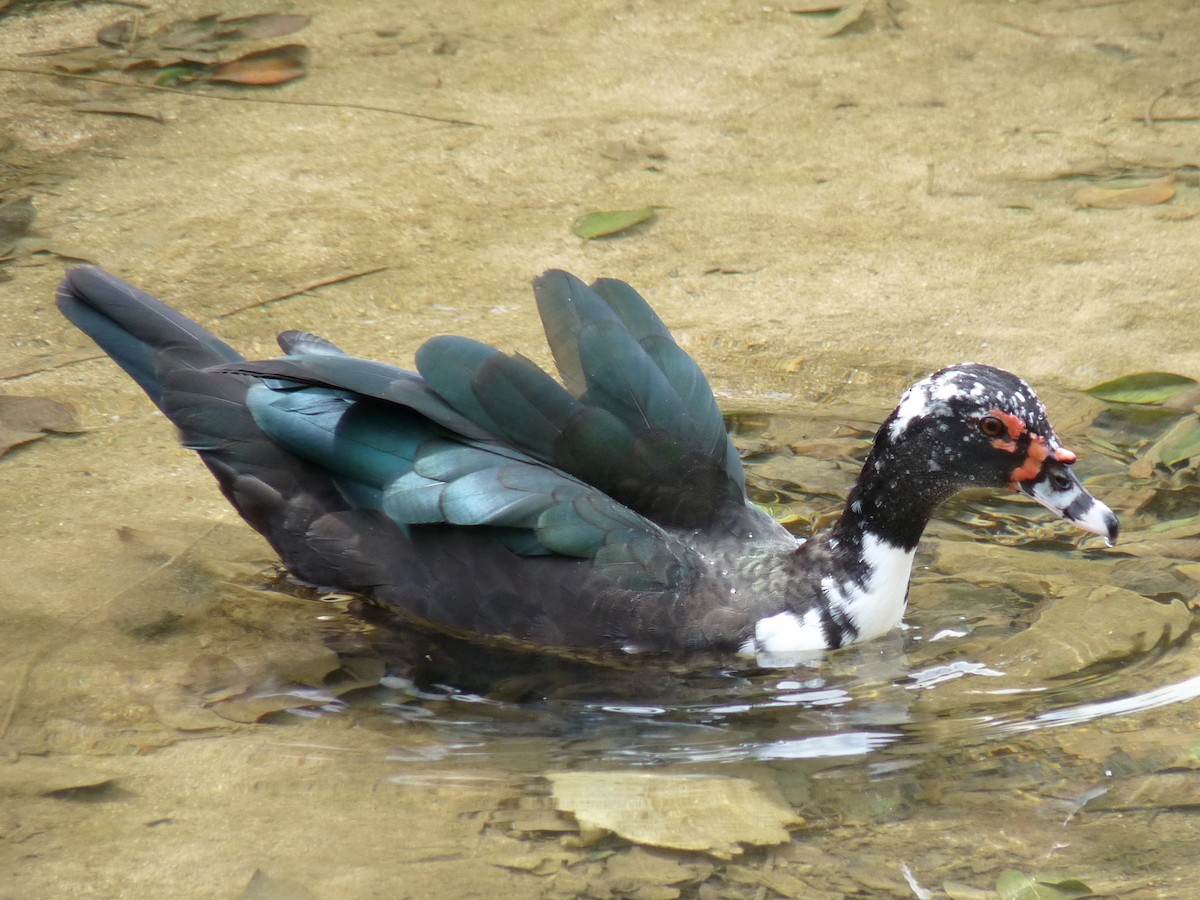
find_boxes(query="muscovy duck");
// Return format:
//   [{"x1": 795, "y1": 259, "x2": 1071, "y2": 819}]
[{"x1": 56, "y1": 266, "x2": 1117, "y2": 657}]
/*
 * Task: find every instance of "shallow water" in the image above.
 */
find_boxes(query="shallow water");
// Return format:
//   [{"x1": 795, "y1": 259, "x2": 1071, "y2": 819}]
[
  {"x1": 3, "y1": 1, "x2": 1200, "y2": 897},
  {"x1": 8, "y1": 396, "x2": 1200, "y2": 898}
]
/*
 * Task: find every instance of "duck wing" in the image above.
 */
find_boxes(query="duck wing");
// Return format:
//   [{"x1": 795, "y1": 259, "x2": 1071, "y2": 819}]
[
  {"x1": 240, "y1": 376, "x2": 694, "y2": 591},
  {"x1": 416, "y1": 270, "x2": 748, "y2": 529}
]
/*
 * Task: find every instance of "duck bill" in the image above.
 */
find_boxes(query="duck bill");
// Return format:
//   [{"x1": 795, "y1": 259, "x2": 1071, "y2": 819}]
[{"x1": 1016, "y1": 460, "x2": 1119, "y2": 545}]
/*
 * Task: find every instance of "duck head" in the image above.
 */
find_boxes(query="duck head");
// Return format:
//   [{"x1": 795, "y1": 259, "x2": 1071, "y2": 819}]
[{"x1": 846, "y1": 363, "x2": 1119, "y2": 550}]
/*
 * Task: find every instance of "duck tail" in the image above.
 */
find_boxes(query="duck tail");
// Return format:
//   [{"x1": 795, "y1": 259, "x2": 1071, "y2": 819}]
[
  {"x1": 56, "y1": 266, "x2": 367, "y2": 583},
  {"x1": 56, "y1": 265, "x2": 245, "y2": 407}
]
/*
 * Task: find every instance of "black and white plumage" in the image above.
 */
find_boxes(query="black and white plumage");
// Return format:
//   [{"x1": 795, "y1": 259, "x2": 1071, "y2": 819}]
[{"x1": 55, "y1": 266, "x2": 1118, "y2": 658}]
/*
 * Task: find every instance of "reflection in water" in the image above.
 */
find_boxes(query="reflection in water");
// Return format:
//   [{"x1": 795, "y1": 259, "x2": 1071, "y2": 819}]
[{"x1": 1006, "y1": 673, "x2": 1200, "y2": 733}]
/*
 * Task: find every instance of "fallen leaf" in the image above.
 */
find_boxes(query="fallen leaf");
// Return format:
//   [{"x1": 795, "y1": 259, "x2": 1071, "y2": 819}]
[
  {"x1": 1089, "y1": 773, "x2": 1200, "y2": 811},
  {"x1": 1073, "y1": 173, "x2": 1176, "y2": 209},
  {"x1": 0, "y1": 429, "x2": 45, "y2": 455},
  {"x1": 1085, "y1": 371, "x2": 1197, "y2": 405},
  {"x1": 242, "y1": 869, "x2": 317, "y2": 900},
  {"x1": 208, "y1": 687, "x2": 338, "y2": 723},
  {"x1": 152, "y1": 14, "x2": 225, "y2": 52},
  {"x1": 0, "y1": 757, "x2": 115, "y2": 796},
  {"x1": 182, "y1": 652, "x2": 250, "y2": 701},
  {"x1": 221, "y1": 13, "x2": 311, "y2": 41},
  {"x1": 548, "y1": 771, "x2": 800, "y2": 858},
  {"x1": 48, "y1": 47, "x2": 119, "y2": 75},
  {"x1": 604, "y1": 847, "x2": 704, "y2": 888},
  {"x1": 1146, "y1": 415, "x2": 1200, "y2": 468},
  {"x1": 0, "y1": 395, "x2": 82, "y2": 457},
  {"x1": 572, "y1": 207, "x2": 657, "y2": 240},
  {"x1": 205, "y1": 44, "x2": 309, "y2": 86},
  {"x1": 820, "y1": 0, "x2": 867, "y2": 36},
  {"x1": 986, "y1": 585, "x2": 1191, "y2": 681},
  {"x1": 996, "y1": 870, "x2": 1093, "y2": 900},
  {"x1": 96, "y1": 20, "x2": 136, "y2": 47},
  {"x1": 71, "y1": 102, "x2": 165, "y2": 124},
  {"x1": 0, "y1": 196, "x2": 36, "y2": 255}
]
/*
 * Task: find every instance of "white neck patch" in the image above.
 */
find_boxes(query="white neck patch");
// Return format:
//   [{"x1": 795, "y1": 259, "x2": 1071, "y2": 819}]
[
  {"x1": 743, "y1": 533, "x2": 916, "y2": 655},
  {"x1": 831, "y1": 533, "x2": 916, "y2": 643}
]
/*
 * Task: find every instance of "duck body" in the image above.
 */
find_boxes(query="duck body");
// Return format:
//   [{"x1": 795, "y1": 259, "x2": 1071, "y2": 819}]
[{"x1": 56, "y1": 267, "x2": 1117, "y2": 658}]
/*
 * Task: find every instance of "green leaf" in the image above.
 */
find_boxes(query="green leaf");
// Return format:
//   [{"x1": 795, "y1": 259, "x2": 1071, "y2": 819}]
[
  {"x1": 1149, "y1": 415, "x2": 1200, "y2": 468},
  {"x1": 572, "y1": 207, "x2": 656, "y2": 240},
  {"x1": 756, "y1": 502, "x2": 802, "y2": 526},
  {"x1": 996, "y1": 870, "x2": 1093, "y2": 900},
  {"x1": 153, "y1": 64, "x2": 207, "y2": 86},
  {"x1": 1085, "y1": 372, "x2": 1197, "y2": 405}
]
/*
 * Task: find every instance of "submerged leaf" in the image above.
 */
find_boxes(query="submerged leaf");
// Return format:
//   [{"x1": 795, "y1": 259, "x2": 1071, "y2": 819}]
[
  {"x1": 96, "y1": 20, "x2": 136, "y2": 47},
  {"x1": 996, "y1": 871, "x2": 1093, "y2": 900},
  {"x1": 220, "y1": 13, "x2": 310, "y2": 41},
  {"x1": 572, "y1": 207, "x2": 657, "y2": 240},
  {"x1": 0, "y1": 395, "x2": 83, "y2": 457},
  {"x1": 0, "y1": 757, "x2": 115, "y2": 796},
  {"x1": 151, "y1": 63, "x2": 208, "y2": 86},
  {"x1": 1074, "y1": 173, "x2": 1176, "y2": 209},
  {"x1": 205, "y1": 45, "x2": 309, "y2": 86},
  {"x1": 549, "y1": 771, "x2": 799, "y2": 858},
  {"x1": 0, "y1": 395, "x2": 82, "y2": 432},
  {"x1": 1085, "y1": 372, "x2": 1197, "y2": 405},
  {"x1": 820, "y1": 0, "x2": 867, "y2": 36},
  {"x1": 1088, "y1": 773, "x2": 1200, "y2": 812},
  {"x1": 0, "y1": 196, "x2": 36, "y2": 255},
  {"x1": 1147, "y1": 415, "x2": 1200, "y2": 468},
  {"x1": 789, "y1": 0, "x2": 867, "y2": 36}
]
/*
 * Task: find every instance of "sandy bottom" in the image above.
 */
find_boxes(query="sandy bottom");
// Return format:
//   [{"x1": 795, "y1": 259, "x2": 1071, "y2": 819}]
[{"x1": 1, "y1": 0, "x2": 1199, "y2": 897}]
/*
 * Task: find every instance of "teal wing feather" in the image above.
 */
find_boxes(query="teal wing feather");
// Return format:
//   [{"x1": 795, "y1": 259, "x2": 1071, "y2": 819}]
[
  {"x1": 383, "y1": 442, "x2": 691, "y2": 589},
  {"x1": 417, "y1": 336, "x2": 576, "y2": 459},
  {"x1": 593, "y1": 276, "x2": 735, "y2": 468},
  {"x1": 530, "y1": 270, "x2": 747, "y2": 525},
  {"x1": 244, "y1": 374, "x2": 691, "y2": 590},
  {"x1": 416, "y1": 332, "x2": 642, "y2": 501},
  {"x1": 277, "y1": 329, "x2": 348, "y2": 357},
  {"x1": 224, "y1": 355, "x2": 491, "y2": 440}
]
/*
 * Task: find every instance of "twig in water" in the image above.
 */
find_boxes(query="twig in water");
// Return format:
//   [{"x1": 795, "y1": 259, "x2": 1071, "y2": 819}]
[
  {"x1": 0, "y1": 66, "x2": 486, "y2": 128},
  {"x1": 208, "y1": 265, "x2": 388, "y2": 321}
]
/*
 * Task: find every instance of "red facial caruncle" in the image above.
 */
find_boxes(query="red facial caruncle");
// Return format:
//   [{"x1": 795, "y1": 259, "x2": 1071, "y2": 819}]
[{"x1": 981, "y1": 408, "x2": 1076, "y2": 488}]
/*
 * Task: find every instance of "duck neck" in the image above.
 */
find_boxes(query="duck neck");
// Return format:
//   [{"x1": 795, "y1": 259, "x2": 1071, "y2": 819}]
[{"x1": 832, "y1": 439, "x2": 956, "y2": 554}]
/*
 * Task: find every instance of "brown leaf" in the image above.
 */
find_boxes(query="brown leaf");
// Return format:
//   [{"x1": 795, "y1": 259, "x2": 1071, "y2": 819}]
[
  {"x1": 152, "y1": 15, "x2": 224, "y2": 52},
  {"x1": 220, "y1": 13, "x2": 311, "y2": 41},
  {"x1": 0, "y1": 757, "x2": 115, "y2": 797},
  {"x1": 71, "y1": 102, "x2": 165, "y2": 124},
  {"x1": 1089, "y1": 773, "x2": 1200, "y2": 812},
  {"x1": 1074, "y1": 173, "x2": 1176, "y2": 209},
  {"x1": 549, "y1": 772, "x2": 800, "y2": 858},
  {"x1": 986, "y1": 585, "x2": 1191, "y2": 681},
  {"x1": 48, "y1": 47, "x2": 119, "y2": 74},
  {"x1": 205, "y1": 44, "x2": 309, "y2": 86},
  {"x1": 0, "y1": 429, "x2": 45, "y2": 455},
  {"x1": 0, "y1": 196, "x2": 36, "y2": 254},
  {"x1": 96, "y1": 20, "x2": 136, "y2": 47},
  {"x1": 0, "y1": 395, "x2": 82, "y2": 433},
  {"x1": 0, "y1": 395, "x2": 82, "y2": 456}
]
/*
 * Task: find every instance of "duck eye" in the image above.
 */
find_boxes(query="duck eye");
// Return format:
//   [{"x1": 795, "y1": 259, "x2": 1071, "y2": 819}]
[{"x1": 978, "y1": 416, "x2": 1006, "y2": 438}]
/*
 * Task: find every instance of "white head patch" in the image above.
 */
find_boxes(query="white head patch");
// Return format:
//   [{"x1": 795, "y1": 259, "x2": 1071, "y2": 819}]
[{"x1": 887, "y1": 364, "x2": 1047, "y2": 445}]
